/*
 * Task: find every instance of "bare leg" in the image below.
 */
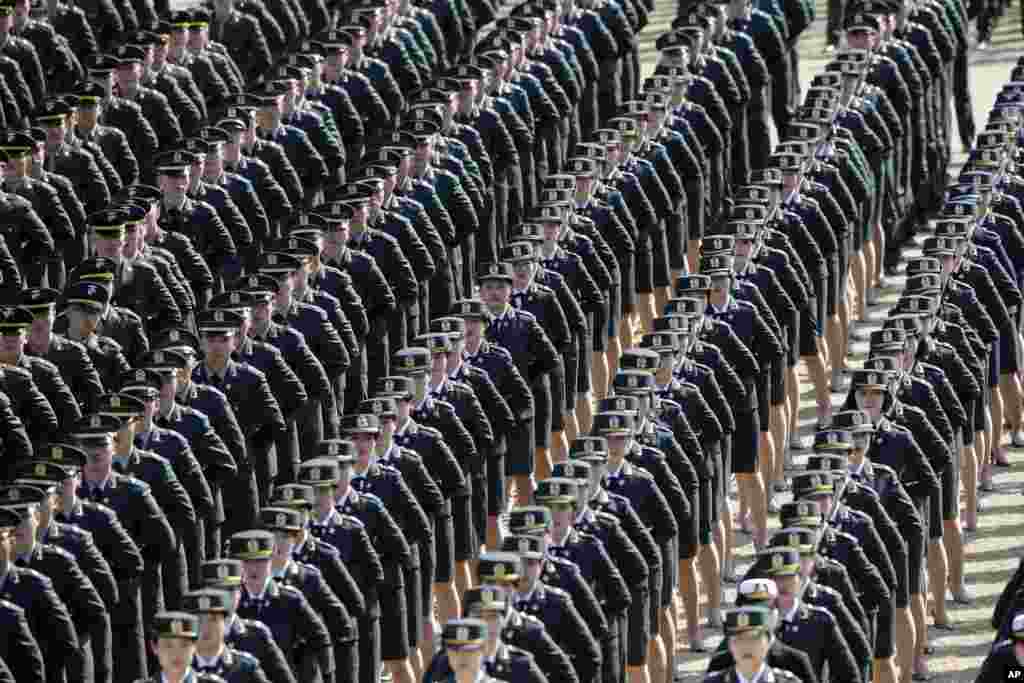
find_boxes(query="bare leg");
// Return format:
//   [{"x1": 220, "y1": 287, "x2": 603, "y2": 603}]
[
  {"x1": 679, "y1": 558, "x2": 700, "y2": 648},
  {"x1": 564, "y1": 410, "x2": 579, "y2": 446},
  {"x1": 698, "y1": 542, "x2": 720, "y2": 627},
  {"x1": 512, "y1": 474, "x2": 533, "y2": 506},
  {"x1": 911, "y1": 593, "x2": 928, "y2": 679},
  {"x1": 434, "y1": 581, "x2": 460, "y2": 623},
  {"x1": 787, "y1": 366, "x2": 801, "y2": 448},
  {"x1": 687, "y1": 240, "x2": 702, "y2": 275},
  {"x1": 962, "y1": 443, "x2": 978, "y2": 531},
  {"x1": 576, "y1": 393, "x2": 594, "y2": 435},
  {"x1": 992, "y1": 385, "x2": 1005, "y2": 469},
  {"x1": 658, "y1": 609, "x2": 676, "y2": 683},
  {"x1": 388, "y1": 658, "x2": 417, "y2": 683},
  {"x1": 852, "y1": 250, "x2": 867, "y2": 318},
  {"x1": 619, "y1": 317, "x2": 634, "y2": 358},
  {"x1": 738, "y1": 472, "x2": 767, "y2": 549},
  {"x1": 549, "y1": 433, "x2": 568, "y2": 469},
  {"x1": 874, "y1": 656, "x2": 898, "y2": 683},
  {"x1": 454, "y1": 561, "x2": 473, "y2": 602},
  {"x1": 639, "y1": 293, "x2": 657, "y2": 334},
  {"x1": 944, "y1": 516, "x2": 968, "y2": 599},
  {"x1": 627, "y1": 664, "x2": 652, "y2": 683},
  {"x1": 646, "y1": 635, "x2": 668, "y2": 683},
  {"x1": 592, "y1": 351, "x2": 609, "y2": 400},
  {"x1": 928, "y1": 540, "x2": 950, "y2": 626},
  {"x1": 654, "y1": 287, "x2": 670, "y2": 322},
  {"x1": 895, "y1": 605, "x2": 916, "y2": 683}
]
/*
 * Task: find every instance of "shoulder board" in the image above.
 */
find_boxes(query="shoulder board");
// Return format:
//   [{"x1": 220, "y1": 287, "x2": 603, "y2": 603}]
[
  {"x1": 115, "y1": 307, "x2": 143, "y2": 323},
  {"x1": 277, "y1": 583, "x2": 305, "y2": 599},
  {"x1": 41, "y1": 543, "x2": 74, "y2": 561},
  {"x1": 339, "y1": 513, "x2": 365, "y2": 529},
  {"x1": 449, "y1": 379, "x2": 473, "y2": 393},
  {"x1": 872, "y1": 462, "x2": 898, "y2": 478},
  {"x1": 2, "y1": 365, "x2": 31, "y2": 380},
  {"x1": 434, "y1": 398, "x2": 457, "y2": 413},
  {"x1": 96, "y1": 336, "x2": 123, "y2": 351},
  {"x1": 595, "y1": 510, "x2": 620, "y2": 526},
  {"x1": 417, "y1": 424, "x2": 444, "y2": 439},
  {"x1": 733, "y1": 298, "x2": 755, "y2": 310},
  {"x1": 806, "y1": 603, "x2": 836, "y2": 620},
  {"x1": 832, "y1": 527, "x2": 859, "y2": 543},
  {"x1": 632, "y1": 466, "x2": 655, "y2": 481},
  {"x1": 0, "y1": 599, "x2": 23, "y2": 615},
  {"x1": 360, "y1": 491, "x2": 385, "y2": 508},
  {"x1": 233, "y1": 649, "x2": 260, "y2": 669},
  {"x1": 378, "y1": 463, "x2": 402, "y2": 477},
  {"x1": 16, "y1": 566, "x2": 51, "y2": 586},
  {"x1": 848, "y1": 508, "x2": 871, "y2": 522},
  {"x1": 771, "y1": 668, "x2": 799, "y2": 681},
  {"x1": 545, "y1": 584, "x2": 571, "y2": 600},
  {"x1": 116, "y1": 474, "x2": 151, "y2": 494}
]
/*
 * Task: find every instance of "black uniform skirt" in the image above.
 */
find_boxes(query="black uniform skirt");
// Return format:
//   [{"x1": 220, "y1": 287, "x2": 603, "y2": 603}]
[
  {"x1": 433, "y1": 514, "x2": 455, "y2": 583},
  {"x1": 650, "y1": 221, "x2": 673, "y2": 288},
  {"x1": 379, "y1": 582, "x2": 410, "y2": 660},
  {"x1": 634, "y1": 232, "x2": 656, "y2": 295},
  {"x1": 452, "y1": 494, "x2": 478, "y2": 561},
  {"x1": 732, "y1": 410, "x2": 759, "y2": 474},
  {"x1": 529, "y1": 375, "x2": 553, "y2": 454},
  {"x1": 549, "y1": 361, "x2": 566, "y2": 432}
]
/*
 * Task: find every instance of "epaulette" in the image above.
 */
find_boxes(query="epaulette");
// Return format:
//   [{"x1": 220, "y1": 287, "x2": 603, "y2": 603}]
[
  {"x1": 233, "y1": 649, "x2": 260, "y2": 671},
  {"x1": 733, "y1": 298, "x2": 755, "y2": 311},
  {"x1": 40, "y1": 542, "x2": 75, "y2": 563},
  {"x1": 115, "y1": 474, "x2": 151, "y2": 495},
  {"x1": 417, "y1": 423, "x2": 444, "y2": 440},
  {"x1": 702, "y1": 670, "x2": 727, "y2": 681},
  {"x1": 0, "y1": 599, "x2": 23, "y2": 615},
  {"x1": 873, "y1": 462, "x2": 899, "y2": 479},
  {"x1": 769, "y1": 667, "x2": 800, "y2": 681},
  {"x1": 594, "y1": 510, "x2": 620, "y2": 527},
  {"x1": 113, "y1": 306, "x2": 144, "y2": 326},
  {"x1": 806, "y1": 603, "x2": 836, "y2": 622},
  {"x1": 543, "y1": 583, "x2": 571, "y2": 601},
  {"x1": 277, "y1": 582, "x2": 305, "y2": 599},
  {"x1": 1, "y1": 365, "x2": 31, "y2": 380},
  {"x1": 630, "y1": 465, "x2": 655, "y2": 481},
  {"x1": 847, "y1": 507, "x2": 871, "y2": 524},
  {"x1": 94, "y1": 336, "x2": 124, "y2": 352},
  {"x1": 448, "y1": 379, "x2": 473, "y2": 394},
  {"x1": 339, "y1": 513, "x2": 365, "y2": 530},
  {"x1": 433, "y1": 398, "x2": 457, "y2": 415},
  {"x1": 396, "y1": 446, "x2": 423, "y2": 464},
  {"x1": 378, "y1": 462, "x2": 402, "y2": 478}
]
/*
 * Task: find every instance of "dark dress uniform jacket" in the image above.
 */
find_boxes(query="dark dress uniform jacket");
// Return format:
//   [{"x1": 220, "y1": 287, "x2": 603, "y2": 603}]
[
  {"x1": 0, "y1": 565, "x2": 79, "y2": 683},
  {"x1": 777, "y1": 602, "x2": 862, "y2": 683},
  {"x1": 273, "y1": 560, "x2": 351, "y2": 680},
  {"x1": 706, "y1": 636, "x2": 818, "y2": 683},
  {"x1": 78, "y1": 472, "x2": 174, "y2": 682},
  {"x1": 191, "y1": 646, "x2": 271, "y2": 683},
  {"x1": 225, "y1": 616, "x2": 297, "y2": 683},
  {"x1": 500, "y1": 609, "x2": 579, "y2": 683},
  {"x1": 237, "y1": 578, "x2": 333, "y2": 683},
  {"x1": 513, "y1": 582, "x2": 601, "y2": 683},
  {"x1": 0, "y1": 599, "x2": 45, "y2": 683}
]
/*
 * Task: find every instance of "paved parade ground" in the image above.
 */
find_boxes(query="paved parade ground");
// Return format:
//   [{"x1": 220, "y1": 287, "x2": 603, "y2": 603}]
[{"x1": 631, "y1": 0, "x2": 1024, "y2": 678}]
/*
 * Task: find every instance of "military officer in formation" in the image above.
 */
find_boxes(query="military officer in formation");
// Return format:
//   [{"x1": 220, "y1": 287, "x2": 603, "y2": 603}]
[{"x1": 0, "y1": 0, "x2": 1008, "y2": 675}]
